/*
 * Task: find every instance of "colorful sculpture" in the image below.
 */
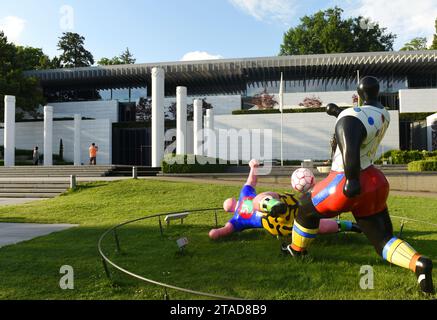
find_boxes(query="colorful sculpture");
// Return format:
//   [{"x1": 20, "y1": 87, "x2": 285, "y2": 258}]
[
  {"x1": 209, "y1": 159, "x2": 361, "y2": 240},
  {"x1": 283, "y1": 76, "x2": 434, "y2": 294}
]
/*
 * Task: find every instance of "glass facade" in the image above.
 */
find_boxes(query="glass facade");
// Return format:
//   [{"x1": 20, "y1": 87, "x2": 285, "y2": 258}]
[
  {"x1": 112, "y1": 88, "x2": 130, "y2": 102},
  {"x1": 46, "y1": 86, "x2": 148, "y2": 103},
  {"x1": 98, "y1": 89, "x2": 112, "y2": 100},
  {"x1": 130, "y1": 87, "x2": 148, "y2": 102},
  {"x1": 408, "y1": 74, "x2": 437, "y2": 89},
  {"x1": 246, "y1": 76, "x2": 408, "y2": 97},
  {"x1": 43, "y1": 74, "x2": 430, "y2": 106}
]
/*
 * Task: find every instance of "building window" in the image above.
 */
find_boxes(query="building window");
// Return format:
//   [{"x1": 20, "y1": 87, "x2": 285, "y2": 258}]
[
  {"x1": 98, "y1": 89, "x2": 112, "y2": 101},
  {"x1": 112, "y1": 88, "x2": 130, "y2": 102},
  {"x1": 130, "y1": 87, "x2": 148, "y2": 102}
]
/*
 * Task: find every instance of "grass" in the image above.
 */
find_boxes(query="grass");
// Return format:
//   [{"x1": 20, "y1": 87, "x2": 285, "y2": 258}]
[{"x1": 0, "y1": 179, "x2": 436, "y2": 300}]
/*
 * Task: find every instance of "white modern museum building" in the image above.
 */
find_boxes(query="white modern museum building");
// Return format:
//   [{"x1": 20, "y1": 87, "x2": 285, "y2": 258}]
[{"x1": 2, "y1": 50, "x2": 437, "y2": 166}]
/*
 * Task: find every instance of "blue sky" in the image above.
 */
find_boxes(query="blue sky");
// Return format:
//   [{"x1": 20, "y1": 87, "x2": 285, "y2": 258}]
[{"x1": 1, "y1": 0, "x2": 436, "y2": 64}]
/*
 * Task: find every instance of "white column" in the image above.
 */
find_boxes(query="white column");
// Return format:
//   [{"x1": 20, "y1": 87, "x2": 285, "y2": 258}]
[
  {"x1": 151, "y1": 67, "x2": 165, "y2": 167},
  {"x1": 4, "y1": 95, "x2": 15, "y2": 167},
  {"x1": 44, "y1": 106, "x2": 54, "y2": 166},
  {"x1": 427, "y1": 113, "x2": 437, "y2": 151},
  {"x1": 176, "y1": 86, "x2": 187, "y2": 155},
  {"x1": 193, "y1": 99, "x2": 203, "y2": 156},
  {"x1": 204, "y1": 109, "x2": 216, "y2": 158},
  {"x1": 74, "y1": 114, "x2": 81, "y2": 166}
]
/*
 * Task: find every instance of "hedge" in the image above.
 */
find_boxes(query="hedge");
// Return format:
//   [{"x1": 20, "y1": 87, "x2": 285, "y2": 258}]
[
  {"x1": 376, "y1": 150, "x2": 437, "y2": 165},
  {"x1": 233, "y1": 107, "x2": 325, "y2": 115},
  {"x1": 161, "y1": 154, "x2": 239, "y2": 174},
  {"x1": 399, "y1": 113, "x2": 435, "y2": 122},
  {"x1": 232, "y1": 106, "x2": 354, "y2": 115},
  {"x1": 408, "y1": 160, "x2": 437, "y2": 172}
]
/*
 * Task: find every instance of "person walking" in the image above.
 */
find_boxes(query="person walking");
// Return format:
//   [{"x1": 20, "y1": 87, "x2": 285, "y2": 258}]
[
  {"x1": 33, "y1": 146, "x2": 40, "y2": 165},
  {"x1": 89, "y1": 143, "x2": 98, "y2": 165}
]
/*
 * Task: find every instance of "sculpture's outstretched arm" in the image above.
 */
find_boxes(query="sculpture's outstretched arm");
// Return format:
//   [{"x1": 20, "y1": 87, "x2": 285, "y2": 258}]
[{"x1": 245, "y1": 159, "x2": 259, "y2": 188}]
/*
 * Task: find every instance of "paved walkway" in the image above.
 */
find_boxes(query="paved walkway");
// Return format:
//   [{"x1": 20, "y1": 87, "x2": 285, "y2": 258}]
[
  {"x1": 142, "y1": 176, "x2": 437, "y2": 199},
  {"x1": 0, "y1": 198, "x2": 46, "y2": 206},
  {"x1": 0, "y1": 223, "x2": 78, "y2": 248}
]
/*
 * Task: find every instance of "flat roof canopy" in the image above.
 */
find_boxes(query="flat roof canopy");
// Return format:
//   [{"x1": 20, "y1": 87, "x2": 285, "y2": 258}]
[{"x1": 25, "y1": 50, "x2": 437, "y2": 95}]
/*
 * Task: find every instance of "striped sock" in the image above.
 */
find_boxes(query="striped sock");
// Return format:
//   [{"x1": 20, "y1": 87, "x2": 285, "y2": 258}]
[
  {"x1": 382, "y1": 237, "x2": 421, "y2": 271},
  {"x1": 291, "y1": 221, "x2": 319, "y2": 252}
]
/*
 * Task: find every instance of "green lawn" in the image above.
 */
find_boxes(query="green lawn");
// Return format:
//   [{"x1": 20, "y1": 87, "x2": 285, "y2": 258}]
[{"x1": 0, "y1": 179, "x2": 435, "y2": 300}]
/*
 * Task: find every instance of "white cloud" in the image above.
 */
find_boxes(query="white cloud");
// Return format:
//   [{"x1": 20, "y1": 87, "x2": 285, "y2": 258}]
[
  {"x1": 0, "y1": 16, "x2": 26, "y2": 43},
  {"x1": 350, "y1": 0, "x2": 437, "y2": 49},
  {"x1": 180, "y1": 51, "x2": 224, "y2": 61},
  {"x1": 228, "y1": 0, "x2": 297, "y2": 25}
]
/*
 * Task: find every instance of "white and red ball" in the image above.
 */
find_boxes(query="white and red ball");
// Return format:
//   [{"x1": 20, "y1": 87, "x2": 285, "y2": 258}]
[{"x1": 291, "y1": 168, "x2": 316, "y2": 193}]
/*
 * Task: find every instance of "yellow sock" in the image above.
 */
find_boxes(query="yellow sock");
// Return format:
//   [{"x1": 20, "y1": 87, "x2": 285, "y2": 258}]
[
  {"x1": 291, "y1": 221, "x2": 319, "y2": 252},
  {"x1": 382, "y1": 237, "x2": 421, "y2": 271}
]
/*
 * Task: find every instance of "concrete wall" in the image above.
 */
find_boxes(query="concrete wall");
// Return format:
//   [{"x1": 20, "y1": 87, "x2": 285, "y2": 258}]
[
  {"x1": 164, "y1": 95, "x2": 241, "y2": 116},
  {"x1": 50, "y1": 100, "x2": 119, "y2": 123},
  {"x1": 0, "y1": 119, "x2": 112, "y2": 165},
  {"x1": 270, "y1": 91, "x2": 356, "y2": 109},
  {"x1": 214, "y1": 111, "x2": 399, "y2": 161},
  {"x1": 399, "y1": 89, "x2": 437, "y2": 113}
]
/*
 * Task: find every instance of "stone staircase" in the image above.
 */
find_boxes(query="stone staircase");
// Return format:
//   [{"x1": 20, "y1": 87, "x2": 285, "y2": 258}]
[
  {"x1": 0, "y1": 165, "x2": 161, "y2": 198},
  {"x1": 0, "y1": 166, "x2": 114, "y2": 178},
  {"x1": 107, "y1": 166, "x2": 161, "y2": 177},
  {"x1": 0, "y1": 180, "x2": 70, "y2": 198}
]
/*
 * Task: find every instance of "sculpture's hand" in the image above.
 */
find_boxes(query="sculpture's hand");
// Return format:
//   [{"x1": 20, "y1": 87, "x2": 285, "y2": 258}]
[
  {"x1": 249, "y1": 159, "x2": 260, "y2": 169},
  {"x1": 326, "y1": 103, "x2": 342, "y2": 118},
  {"x1": 343, "y1": 179, "x2": 361, "y2": 198}
]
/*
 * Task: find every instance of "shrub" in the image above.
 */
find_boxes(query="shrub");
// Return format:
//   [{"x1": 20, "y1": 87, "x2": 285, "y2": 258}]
[
  {"x1": 298, "y1": 96, "x2": 323, "y2": 108},
  {"x1": 233, "y1": 107, "x2": 327, "y2": 115},
  {"x1": 376, "y1": 150, "x2": 437, "y2": 164},
  {"x1": 161, "y1": 154, "x2": 238, "y2": 174},
  {"x1": 232, "y1": 106, "x2": 353, "y2": 115},
  {"x1": 399, "y1": 113, "x2": 435, "y2": 121},
  {"x1": 408, "y1": 160, "x2": 437, "y2": 172}
]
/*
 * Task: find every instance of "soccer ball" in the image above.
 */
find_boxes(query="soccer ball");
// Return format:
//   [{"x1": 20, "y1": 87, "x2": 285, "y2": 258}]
[{"x1": 291, "y1": 168, "x2": 316, "y2": 193}]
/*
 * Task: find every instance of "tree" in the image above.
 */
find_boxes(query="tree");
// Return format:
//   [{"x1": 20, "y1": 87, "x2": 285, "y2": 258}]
[
  {"x1": 119, "y1": 48, "x2": 136, "y2": 64},
  {"x1": 98, "y1": 47, "x2": 136, "y2": 66},
  {"x1": 136, "y1": 97, "x2": 152, "y2": 121},
  {"x1": 15, "y1": 46, "x2": 62, "y2": 70},
  {"x1": 279, "y1": 7, "x2": 396, "y2": 55},
  {"x1": 0, "y1": 32, "x2": 46, "y2": 120},
  {"x1": 57, "y1": 32, "x2": 94, "y2": 67},
  {"x1": 431, "y1": 18, "x2": 437, "y2": 50},
  {"x1": 97, "y1": 57, "x2": 122, "y2": 66},
  {"x1": 400, "y1": 37, "x2": 428, "y2": 51}
]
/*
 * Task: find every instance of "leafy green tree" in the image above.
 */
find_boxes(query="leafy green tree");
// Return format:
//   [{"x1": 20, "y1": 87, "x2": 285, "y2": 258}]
[
  {"x1": 15, "y1": 46, "x2": 60, "y2": 70},
  {"x1": 57, "y1": 32, "x2": 94, "y2": 67},
  {"x1": 97, "y1": 57, "x2": 123, "y2": 66},
  {"x1": 0, "y1": 32, "x2": 46, "y2": 120},
  {"x1": 430, "y1": 18, "x2": 437, "y2": 50},
  {"x1": 98, "y1": 47, "x2": 136, "y2": 66},
  {"x1": 400, "y1": 37, "x2": 428, "y2": 51},
  {"x1": 279, "y1": 7, "x2": 396, "y2": 55},
  {"x1": 119, "y1": 48, "x2": 136, "y2": 64}
]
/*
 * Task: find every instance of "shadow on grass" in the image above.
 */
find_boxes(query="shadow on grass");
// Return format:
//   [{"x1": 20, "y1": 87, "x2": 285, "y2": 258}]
[
  {"x1": 0, "y1": 217, "x2": 28, "y2": 223},
  {"x1": 61, "y1": 182, "x2": 110, "y2": 196},
  {"x1": 0, "y1": 217, "x2": 436, "y2": 300}
]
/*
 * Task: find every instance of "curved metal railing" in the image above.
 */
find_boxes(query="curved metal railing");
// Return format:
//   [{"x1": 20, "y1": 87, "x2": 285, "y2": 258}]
[
  {"x1": 97, "y1": 208, "x2": 243, "y2": 300},
  {"x1": 98, "y1": 208, "x2": 437, "y2": 300}
]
